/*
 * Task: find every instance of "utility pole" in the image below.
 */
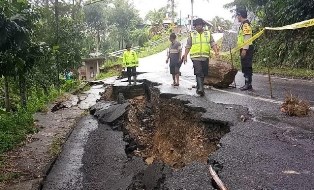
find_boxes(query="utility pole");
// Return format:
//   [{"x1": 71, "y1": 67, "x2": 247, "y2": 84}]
[
  {"x1": 171, "y1": 0, "x2": 175, "y2": 25},
  {"x1": 191, "y1": 0, "x2": 194, "y2": 31},
  {"x1": 180, "y1": 10, "x2": 181, "y2": 26}
]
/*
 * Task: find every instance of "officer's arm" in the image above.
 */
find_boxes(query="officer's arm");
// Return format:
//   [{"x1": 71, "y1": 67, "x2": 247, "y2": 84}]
[
  {"x1": 122, "y1": 52, "x2": 127, "y2": 67},
  {"x1": 134, "y1": 51, "x2": 139, "y2": 64},
  {"x1": 242, "y1": 23, "x2": 252, "y2": 50},
  {"x1": 178, "y1": 43, "x2": 182, "y2": 58},
  {"x1": 184, "y1": 37, "x2": 192, "y2": 58}
]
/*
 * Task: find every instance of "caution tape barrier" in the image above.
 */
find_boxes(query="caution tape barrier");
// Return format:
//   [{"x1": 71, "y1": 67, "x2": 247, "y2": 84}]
[{"x1": 215, "y1": 18, "x2": 314, "y2": 56}]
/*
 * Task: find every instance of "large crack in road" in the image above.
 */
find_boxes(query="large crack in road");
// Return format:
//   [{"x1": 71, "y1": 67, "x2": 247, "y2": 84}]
[
  {"x1": 42, "y1": 76, "x2": 314, "y2": 190},
  {"x1": 76, "y1": 80, "x2": 250, "y2": 190}
]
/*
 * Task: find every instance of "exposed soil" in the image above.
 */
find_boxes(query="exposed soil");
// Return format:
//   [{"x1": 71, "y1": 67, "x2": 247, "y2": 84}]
[{"x1": 123, "y1": 85, "x2": 230, "y2": 169}]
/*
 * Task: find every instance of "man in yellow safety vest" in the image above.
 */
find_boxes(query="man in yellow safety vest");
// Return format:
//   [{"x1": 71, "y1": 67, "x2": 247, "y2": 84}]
[
  {"x1": 237, "y1": 9, "x2": 254, "y2": 91},
  {"x1": 183, "y1": 18, "x2": 219, "y2": 96},
  {"x1": 123, "y1": 44, "x2": 139, "y2": 85}
]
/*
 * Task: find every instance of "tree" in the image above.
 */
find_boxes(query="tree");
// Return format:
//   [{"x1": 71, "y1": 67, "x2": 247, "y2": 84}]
[
  {"x1": 0, "y1": 1, "x2": 34, "y2": 110},
  {"x1": 210, "y1": 16, "x2": 233, "y2": 32},
  {"x1": 108, "y1": 0, "x2": 141, "y2": 49},
  {"x1": 145, "y1": 7, "x2": 167, "y2": 26},
  {"x1": 84, "y1": 1, "x2": 108, "y2": 53}
]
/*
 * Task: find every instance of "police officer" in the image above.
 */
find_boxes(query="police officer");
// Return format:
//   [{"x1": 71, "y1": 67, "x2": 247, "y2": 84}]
[
  {"x1": 237, "y1": 9, "x2": 254, "y2": 91},
  {"x1": 123, "y1": 44, "x2": 139, "y2": 85},
  {"x1": 183, "y1": 18, "x2": 219, "y2": 96}
]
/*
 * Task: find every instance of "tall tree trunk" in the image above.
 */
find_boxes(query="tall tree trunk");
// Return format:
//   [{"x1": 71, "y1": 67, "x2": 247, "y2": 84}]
[
  {"x1": 19, "y1": 74, "x2": 27, "y2": 108},
  {"x1": 121, "y1": 37, "x2": 124, "y2": 50},
  {"x1": 96, "y1": 29, "x2": 100, "y2": 54},
  {"x1": 4, "y1": 76, "x2": 10, "y2": 112}
]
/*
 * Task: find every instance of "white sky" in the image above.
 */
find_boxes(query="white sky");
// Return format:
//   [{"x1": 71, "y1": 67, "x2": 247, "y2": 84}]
[{"x1": 132, "y1": 0, "x2": 235, "y2": 21}]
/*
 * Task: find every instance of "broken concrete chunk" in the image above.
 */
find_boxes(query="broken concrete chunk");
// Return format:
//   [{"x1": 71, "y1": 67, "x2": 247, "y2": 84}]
[
  {"x1": 90, "y1": 101, "x2": 114, "y2": 115},
  {"x1": 96, "y1": 103, "x2": 130, "y2": 124}
]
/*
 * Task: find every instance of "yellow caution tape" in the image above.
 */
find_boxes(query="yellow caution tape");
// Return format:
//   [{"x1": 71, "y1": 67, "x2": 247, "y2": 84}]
[
  {"x1": 265, "y1": 18, "x2": 314, "y2": 30},
  {"x1": 231, "y1": 29, "x2": 265, "y2": 53},
  {"x1": 216, "y1": 18, "x2": 314, "y2": 56}
]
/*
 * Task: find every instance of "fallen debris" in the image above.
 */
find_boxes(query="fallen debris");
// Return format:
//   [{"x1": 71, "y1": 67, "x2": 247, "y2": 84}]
[
  {"x1": 209, "y1": 165, "x2": 228, "y2": 190},
  {"x1": 204, "y1": 59, "x2": 238, "y2": 88},
  {"x1": 240, "y1": 115, "x2": 247, "y2": 122},
  {"x1": 281, "y1": 93, "x2": 311, "y2": 117}
]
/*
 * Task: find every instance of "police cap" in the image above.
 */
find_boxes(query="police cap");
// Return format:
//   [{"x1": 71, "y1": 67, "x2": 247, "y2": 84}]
[{"x1": 236, "y1": 8, "x2": 248, "y2": 18}]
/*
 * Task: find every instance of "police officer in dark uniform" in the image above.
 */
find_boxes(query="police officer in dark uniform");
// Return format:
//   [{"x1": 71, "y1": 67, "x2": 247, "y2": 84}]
[{"x1": 237, "y1": 9, "x2": 254, "y2": 91}]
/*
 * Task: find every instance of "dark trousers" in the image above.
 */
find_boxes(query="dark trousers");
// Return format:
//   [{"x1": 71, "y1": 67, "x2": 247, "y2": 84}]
[
  {"x1": 192, "y1": 59, "x2": 209, "y2": 77},
  {"x1": 240, "y1": 46, "x2": 254, "y2": 84},
  {"x1": 127, "y1": 67, "x2": 137, "y2": 77}
]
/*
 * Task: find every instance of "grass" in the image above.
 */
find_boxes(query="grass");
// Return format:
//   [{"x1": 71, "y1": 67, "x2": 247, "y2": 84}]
[
  {"x1": 96, "y1": 68, "x2": 121, "y2": 80},
  {"x1": 221, "y1": 54, "x2": 314, "y2": 79},
  {"x1": 49, "y1": 136, "x2": 64, "y2": 157},
  {"x1": 0, "y1": 171, "x2": 20, "y2": 183},
  {"x1": 0, "y1": 150, "x2": 21, "y2": 183},
  {"x1": 253, "y1": 65, "x2": 314, "y2": 79}
]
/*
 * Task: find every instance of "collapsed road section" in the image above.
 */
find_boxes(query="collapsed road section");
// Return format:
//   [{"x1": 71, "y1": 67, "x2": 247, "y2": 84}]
[
  {"x1": 83, "y1": 80, "x2": 250, "y2": 190},
  {"x1": 43, "y1": 77, "x2": 314, "y2": 190}
]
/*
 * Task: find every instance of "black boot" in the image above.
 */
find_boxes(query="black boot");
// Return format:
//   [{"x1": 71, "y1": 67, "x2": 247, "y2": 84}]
[
  {"x1": 240, "y1": 78, "x2": 248, "y2": 90},
  {"x1": 133, "y1": 76, "x2": 137, "y2": 85},
  {"x1": 240, "y1": 77, "x2": 252, "y2": 91},
  {"x1": 196, "y1": 77, "x2": 205, "y2": 96},
  {"x1": 240, "y1": 84, "x2": 252, "y2": 91},
  {"x1": 128, "y1": 76, "x2": 132, "y2": 86}
]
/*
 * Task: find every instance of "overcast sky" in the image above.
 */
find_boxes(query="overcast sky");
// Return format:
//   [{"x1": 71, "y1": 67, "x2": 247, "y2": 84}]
[{"x1": 132, "y1": 0, "x2": 235, "y2": 21}]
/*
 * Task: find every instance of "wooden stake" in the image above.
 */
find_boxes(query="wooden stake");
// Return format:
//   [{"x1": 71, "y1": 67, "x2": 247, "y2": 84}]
[
  {"x1": 209, "y1": 165, "x2": 228, "y2": 190},
  {"x1": 267, "y1": 66, "x2": 274, "y2": 98},
  {"x1": 230, "y1": 47, "x2": 236, "y2": 88}
]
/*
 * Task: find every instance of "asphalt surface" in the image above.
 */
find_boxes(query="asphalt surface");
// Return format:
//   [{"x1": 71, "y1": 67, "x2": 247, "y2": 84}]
[{"x1": 42, "y1": 47, "x2": 314, "y2": 189}]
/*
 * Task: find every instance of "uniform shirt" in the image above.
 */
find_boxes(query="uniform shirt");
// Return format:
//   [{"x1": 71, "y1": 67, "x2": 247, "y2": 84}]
[
  {"x1": 240, "y1": 19, "x2": 253, "y2": 50},
  {"x1": 168, "y1": 41, "x2": 182, "y2": 64},
  {"x1": 185, "y1": 31, "x2": 216, "y2": 61},
  {"x1": 123, "y1": 50, "x2": 138, "y2": 67}
]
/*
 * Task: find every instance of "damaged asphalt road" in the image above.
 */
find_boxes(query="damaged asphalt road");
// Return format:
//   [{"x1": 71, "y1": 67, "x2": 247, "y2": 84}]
[{"x1": 42, "y1": 50, "x2": 314, "y2": 190}]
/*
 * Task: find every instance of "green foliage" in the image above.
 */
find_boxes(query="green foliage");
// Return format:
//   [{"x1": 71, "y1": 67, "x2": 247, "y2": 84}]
[
  {"x1": 0, "y1": 81, "x2": 80, "y2": 154},
  {"x1": 131, "y1": 28, "x2": 150, "y2": 47},
  {"x1": 96, "y1": 70, "x2": 121, "y2": 80},
  {"x1": 61, "y1": 80, "x2": 80, "y2": 93},
  {"x1": 145, "y1": 7, "x2": 167, "y2": 25},
  {"x1": 210, "y1": 16, "x2": 233, "y2": 32}
]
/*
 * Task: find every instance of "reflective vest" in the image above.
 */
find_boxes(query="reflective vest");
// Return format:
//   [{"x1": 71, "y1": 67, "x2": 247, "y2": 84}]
[
  {"x1": 123, "y1": 50, "x2": 138, "y2": 67},
  {"x1": 237, "y1": 20, "x2": 253, "y2": 47},
  {"x1": 190, "y1": 31, "x2": 211, "y2": 58}
]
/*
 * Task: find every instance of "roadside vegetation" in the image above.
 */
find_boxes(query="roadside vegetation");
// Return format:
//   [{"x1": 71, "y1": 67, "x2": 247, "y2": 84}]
[
  {"x1": 225, "y1": 0, "x2": 314, "y2": 79},
  {"x1": 0, "y1": 0, "x2": 183, "y2": 156}
]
